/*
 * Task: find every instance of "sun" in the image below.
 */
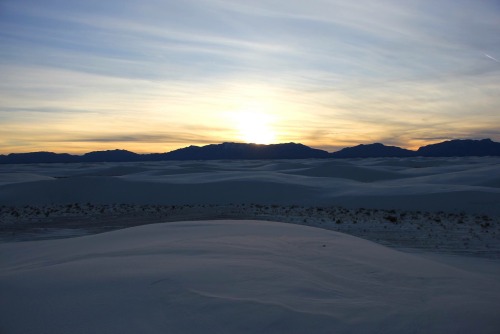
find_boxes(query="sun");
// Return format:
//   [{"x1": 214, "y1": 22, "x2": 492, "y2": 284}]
[{"x1": 234, "y1": 110, "x2": 277, "y2": 144}]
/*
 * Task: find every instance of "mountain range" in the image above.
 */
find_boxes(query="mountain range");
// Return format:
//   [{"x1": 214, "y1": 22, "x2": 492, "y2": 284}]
[{"x1": 1, "y1": 139, "x2": 499, "y2": 164}]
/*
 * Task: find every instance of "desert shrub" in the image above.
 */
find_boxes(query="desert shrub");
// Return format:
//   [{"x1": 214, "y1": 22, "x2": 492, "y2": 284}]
[{"x1": 385, "y1": 215, "x2": 398, "y2": 223}]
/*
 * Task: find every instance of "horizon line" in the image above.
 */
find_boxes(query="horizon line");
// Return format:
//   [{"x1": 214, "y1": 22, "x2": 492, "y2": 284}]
[{"x1": 0, "y1": 138, "x2": 494, "y2": 156}]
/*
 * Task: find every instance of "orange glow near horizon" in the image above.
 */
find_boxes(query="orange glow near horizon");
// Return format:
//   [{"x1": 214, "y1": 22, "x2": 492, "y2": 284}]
[{"x1": 0, "y1": 81, "x2": 495, "y2": 155}]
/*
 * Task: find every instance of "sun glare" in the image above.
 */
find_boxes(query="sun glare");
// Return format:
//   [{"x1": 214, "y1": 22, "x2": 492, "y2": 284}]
[{"x1": 233, "y1": 110, "x2": 277, "y2": 144}]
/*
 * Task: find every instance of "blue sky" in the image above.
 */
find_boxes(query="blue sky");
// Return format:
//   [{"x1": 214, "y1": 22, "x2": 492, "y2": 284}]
[{"x1": 1, "y1": 0, "x2": 499, "y2": 153}]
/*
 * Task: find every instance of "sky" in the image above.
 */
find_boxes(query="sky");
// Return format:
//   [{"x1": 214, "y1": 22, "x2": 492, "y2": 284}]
[{"x1": 1, "y1": 0, "x2": 499, "y2": 154}]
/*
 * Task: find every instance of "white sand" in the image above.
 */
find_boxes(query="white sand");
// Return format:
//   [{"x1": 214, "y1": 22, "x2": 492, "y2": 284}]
[
  {"x1": 1, "y1": 158, "x2": 499, "y2": 332},
  {"x1": 1, "y1": 157, "x2": 500, "y2": 215},
  {"x1": 1, "y1": 220, "x2": 499, "y2": 334}
]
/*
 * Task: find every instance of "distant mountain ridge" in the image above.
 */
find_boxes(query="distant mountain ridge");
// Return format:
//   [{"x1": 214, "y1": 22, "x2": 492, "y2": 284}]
[
  {"x1": 416, "y1": 138, "x2": 500, "y2": 157},
  {"x1": 1, "y1": 139, "x2": 499, "y2": 164},
  {"x1": 330, "y1": 143, "x2": 415, "y2": 158},
  {"x1": 164, "y1": 142, "x2": 329, "y2": 160},
  {"x1": 0, "y1": 143, "x2": 329, "y2": 164}
]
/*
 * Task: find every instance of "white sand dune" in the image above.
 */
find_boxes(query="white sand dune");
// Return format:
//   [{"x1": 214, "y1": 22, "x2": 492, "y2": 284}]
[
  {"x1": 71, "y1": 166, "x2": 149, "y2": 177},
  {"x1": 2, "y1": 159, "x2": 499, "y2": 332},
  {"x1": 251, "y1": 161, "x2": 311, "y2": 171},
  {"x1": 1, "y1": 157, "x2": 499, "y2": 215},
  {"x1": 326, "y1": 190, "x2": 500, "y2": 214},
  {"x1": 0, "y1": 172, "x2": 54, "y2": 186},
  {"x1": 0, "y1": 176, "x2": 321, "y2": 206},
  {"x1": 284, "y1": 163, "x2": 405, "y2": 182},
  {"x1": 1, "y1": 220, "x2": 499, "y2": 334}
]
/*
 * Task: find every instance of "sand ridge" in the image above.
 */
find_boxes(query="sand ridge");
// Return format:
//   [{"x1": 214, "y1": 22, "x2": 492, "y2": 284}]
[
  {"x1": 1, "y1": 157, "x2": 500, "y2": 214},
  {"x1": 1, "y1": 220, "x2": 499, "y2": 334}
]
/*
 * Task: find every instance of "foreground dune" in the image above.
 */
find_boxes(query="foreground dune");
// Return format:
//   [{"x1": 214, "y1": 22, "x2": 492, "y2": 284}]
[{"x1": 1, "y1": 220, "x2": 499, "y2": 334}]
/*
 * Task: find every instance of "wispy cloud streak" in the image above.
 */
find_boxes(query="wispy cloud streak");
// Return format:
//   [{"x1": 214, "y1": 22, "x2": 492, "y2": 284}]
[{"x1": 484, "y1": 53, "x2": 500, "y2": 63}]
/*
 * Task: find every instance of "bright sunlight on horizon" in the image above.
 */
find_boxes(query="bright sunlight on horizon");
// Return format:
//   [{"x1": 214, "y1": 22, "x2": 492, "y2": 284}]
[{"x1": 232, "y1": 104, "x2": 278, "y2": 145}]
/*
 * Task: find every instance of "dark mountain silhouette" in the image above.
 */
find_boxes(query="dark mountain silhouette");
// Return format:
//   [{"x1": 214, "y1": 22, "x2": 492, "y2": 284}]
[
  {"x1": 416, "y1": 139, "x2": 500, "y2": 157},
  {"x1": 0, "y1": 152, "x2": 77, "y2": 164},
  {"x1": 1, "y1": 139, "x2": 499, "y2": 164},
  {"x1": 162, "y1": 142, "x2": 330, "y2": 160},
  {"x1": 0, "y1": 142, "x2": 329, "y2": 164},
  {"x1": 80, "y1": 149, "x2": 141, "y2": 162},
  {"x1": 330, "y1": 143, "x2": 416, "y2": 158},
  {"x1": 0, "y1": 150, "x2": 142, "y2": 164}
]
